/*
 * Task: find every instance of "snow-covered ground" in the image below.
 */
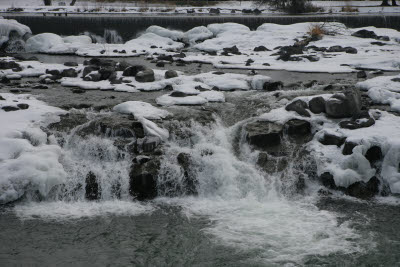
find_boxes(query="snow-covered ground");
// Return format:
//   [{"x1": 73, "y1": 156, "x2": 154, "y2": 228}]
[{"x1": 0, "y1": 1, "x2": 399, "y2": 14}]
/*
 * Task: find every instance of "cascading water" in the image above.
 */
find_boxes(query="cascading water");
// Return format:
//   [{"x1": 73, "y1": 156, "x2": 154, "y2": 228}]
[
  {"x1": 9, "y1": 110, "x2": 367, "y2": 265},
  {"x1": 83, "y1": 29, "x2": 124, "y2": 44}
]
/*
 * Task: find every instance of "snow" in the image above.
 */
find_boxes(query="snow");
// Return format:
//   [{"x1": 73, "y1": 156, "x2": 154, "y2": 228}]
[
  {"x1": 138, "y1": 117, "x2": 169, "y2": 140},
  {"x1": 25, "y1": 33, "x2": 93, "y2": 54},
  {"x1": 156, "y1": 94, "x2": 208, "y2": 106},
  {"x1": 113, "y1": 101, "x2": 171, "y2": 120},
  {"x1": 356, "y1": 74, "x2": 400, "y2": 112},
  {"x1": 183, "y1": 26, "x2": 213, "y2": 45},
  {"x1": 0, "y1": 17, "x2": 31, "y2": 38},
  {"x1": 145, "y1": 25, "x2": 184, "y2": 41},
  {"x1": 0, "y1": 93, "x2": 66, "y2": 204},
  {"x1": 198, "y1": 91, "x2": 225, "y2": 102}
]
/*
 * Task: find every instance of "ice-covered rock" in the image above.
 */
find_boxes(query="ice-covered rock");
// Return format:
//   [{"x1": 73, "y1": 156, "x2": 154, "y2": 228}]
[{"x1": 113, "y1": 101, "x2": 171, "y2": 120}]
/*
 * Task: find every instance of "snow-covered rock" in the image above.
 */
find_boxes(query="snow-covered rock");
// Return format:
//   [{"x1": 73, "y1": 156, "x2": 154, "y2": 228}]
[{"x1": 113, "y1": 101, "x2": 171, "y2": 120}]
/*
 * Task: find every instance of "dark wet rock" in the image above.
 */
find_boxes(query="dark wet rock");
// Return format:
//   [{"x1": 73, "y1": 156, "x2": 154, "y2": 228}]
[
  {"x1": 64, "y1": 61, "x2": 78, "y2": 67},
  {"x1": 285, "y1": 99, "x2": 311, "y2": 117},
  {"x1": 48, "y1": 113, "x2": 89, "y2": 133},
  {"x1": 276, "y1": 46, "x2": 304, "y2": 61},
  {"x1": 352, "y1": 29, "x2": 378, "y2": 39},
  {"x1": 391, "y1": 78, "x2": 400, "y2": 82},
  {"x1": 46, "y1": 69, "x2": 61, "y2": 76},
  {"x1": 339, "y1": 110, "x2": 375, "y2": 130},
  {"x1": 254, "y1": 46, "x2": 270, "y2": 52},
  {"x1": 371, "y1": 41, "x2": 386, "y2": 46},
  {"x1": 256, "y1": 152, "x2": 287, "y2": 173},
  {"x1": 212, "y1": 71, "x2": 225, "y2": 75},
  {"x1": 344, "y1": 47, "x2": 358, "y2": 54},
  {"x1": 342, "y1": 141, "x2": 358, "y2": 155},
  {"x1": 61, "y1": 68, "x2": 78, "y2": 78},
  {"x1": 303, "y1": 80, "x2": 318, "y2": 88},
  {"x1": 0, "y1": 61, "x2": 20, "y2": 70},
  {"x1": 245, "y1": 121, "x2": 283, "y2": 150},
  {"x1": 1, "y1": 106, "x2": 19, "y2": 112},
  {"x1": 346, "y1": 176, "x2": 380, "y2": 199},
  {"x1": 209, "y1": 8, "x2": 220, "y2": 14},
  {"x1": 263, "y1": 63, "x2": 271, "y2": 66},
  {"x1": 156, "y1": 62, "x2": 165, "y2": 67},
  {"x1": 123, "y1": 65, "x2": 146, "y2": 77},
  {"x1": 325, "y1": 88, "x2": 362, "y2": 118},
  {"x1": 365, "y1": 146, "x2": 383, "y2": 166},
  {"x1": 17, "y1": 103, "x2": 29, "y2": 110},
  {"x1": 99, "y1": 67, "x2": 117, "y2": 81},
  {"x1": 32, "y1": 85, "x2": 49, "y2": 89},
  {"x1": 309, "y1": 96, "x2": 326, "y2": 114},
  {"x1": 77, "y1": 116, "x2": 143, "y2": 139},
  {"x1": 83, "y1": 72, "x2": 102, "y2": 82},
  {"x1": 320, "y1": 172, "x2": 336, "y2": 189},
  {"x1": 177, "y1": 152, "x2": 197, "y2": 195},
  {"x1": 82, "y1": 66, "x2": 99, "y2": 77},
  {"x1": 158, "y1": 55, "x2": 174, "y2": 62},
  {"x1": 357, "y1": 71, "x2": 367, "y2": 79},
  {"x1": 263, "y1": 81, "x2": 283, "y2": 91},
  {"x1": 85, "y1": 171, "x2": 100, "y2": 200},
  {"x1": 222, "y1": 45, "x2": 241, "y2": 55},
  {"x1": 319, "y1": 133, "x2": 346, "y2": 147},
  {"x1": 378, "y1": 35, "x2": 390, "y2": 41},
  {"x1": 170, "y1": 91, "x2": 190, "y2": 97},
  {"x1": 1, "y1": 77, "x2": 10, "y2": 84},
  {"x1": 284, "y1": 119, "x2": 311, "y2": 138},
  {"x1": 0, "y1": 96, "x2": 5, "y2": 100},
  {"x1": 135, "y1": 69, "x2": 155, "y2": 83},
  {"x1": 173, "y1": 52, "x2": 186, "y2": 58},
  {"x1": 302, "y1": 55, "x2": 320, "y2": 62},
  {"x1": 129, "y1": 158, "x2": 160, "y2": 200},
  {"x1": 139, "y1": 136, "x2": 161, "y2": 153},
  {"x1": 115, "y1": 61, "x2": 131, "y2": 72},
  {"x1": 133, "y1": 155, "x2": 151, "y2": 165},
  {"x1": 165, "y1": 70, "x2": 178, "y2": 79}
]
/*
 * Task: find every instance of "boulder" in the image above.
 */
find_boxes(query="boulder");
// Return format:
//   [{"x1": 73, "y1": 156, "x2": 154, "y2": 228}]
[
  {"x1": 135, "y1": 69, "x2": 155, "y2": 83},
  {"x1": 263, "y1": 81, "x2": 283, "y2": 91},
  {"x1": 17, "y1": 103, "x2": 29, "y2": 110},
  {"x1": 209, "y1": 8, "x2": 220, "y2": 14},
  {"x1": 346, "y1": 176, "x2": 380, "y2": 199},
  {"x1": 319, "y1": 133, "x2": 346, "y2": 147},
  {"x1": 256, "y1": 152, "x2": 288, "y2": 173},
  {"x1": 177, "y1": 152, "x2": 197, "y2": 195},
  {"x1": 254, "y1": 46, "x2": 270, "y2": 52},
  {"x1": 83, "y1": 72, "x2": 102, "y2": 82},
  {"x1": 165, "y1": 70, "x2": 178, "y2": 79},
  {"x1": 365, "y1": 146, "x2": 382, "y2": 166},
  {"x1": 284, "y1": 119, "x2": 311, "y2": 137},
  {"x1": 245, "y1": 121, "x2": 283, "y2": 150},
  {"x1": 60, "y1": 68, "x2": 78, "y2": 78},
  {"x1": 325, "y1": 88, "x2": 361, "y2": 118},
  {"x1": 342, "y1": 141, "x2": 357, "y2": 155},
  {"x1": 309, "y1": 96, "x2": 326, "y2": 114},
  {"x1": 1, "y1": 106, "x2": 19, "y2": 112},
  {"x1": 344, "y1": 47, "x2": 358, "y2": 54},
  {"x1": 82, "y1": 66, "x2": 99, "y2": 77},
  {"x1": 123, "y1": 65, "x2": 146, "y2": 77},
  {"x1": 357, "y1": 71, "x2": 367, "y2": 79},
  {"x1": 352, "y1": 29, "x2": 378, "y2": 39},
  {"x1": 320, "y1": 172, "x2": 336, "y2": 189},
  {"x1": 339, "y1": 113, "x2": 375, "y2": 130},
  {"x1": 85, "y1": 171, "x2": 100, "y2": 200},
  {"x1": 0, "y1": 61, "x2": 20, "y2": 70},
  {"x1": 129, "y1": 158, "x2": 160, "y2": 200},
  {"x1": 99, "y1": 67, "x2": 117, "y2": 81},
  {"x1": 222, "y1": 45, "x2": 240, "y2": 55},
  {"x1": 285, "y1": 99, "x2": 311, "y2": 117}
]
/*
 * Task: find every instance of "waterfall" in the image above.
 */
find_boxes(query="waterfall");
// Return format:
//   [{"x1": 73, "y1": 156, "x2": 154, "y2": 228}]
[{"x1": 83, "y1": 29, "x2": 123, "y2": 44}]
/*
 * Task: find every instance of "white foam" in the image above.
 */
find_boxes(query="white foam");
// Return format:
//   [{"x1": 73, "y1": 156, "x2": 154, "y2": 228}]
[{"x1": 14, "y1": 200, "x2": 154, "y2": 220}]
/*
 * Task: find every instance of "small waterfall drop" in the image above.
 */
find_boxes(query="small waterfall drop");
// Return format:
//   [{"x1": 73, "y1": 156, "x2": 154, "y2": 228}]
[{"x1": 83, "y1": 29, "x2": 124, "y2": 44}]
